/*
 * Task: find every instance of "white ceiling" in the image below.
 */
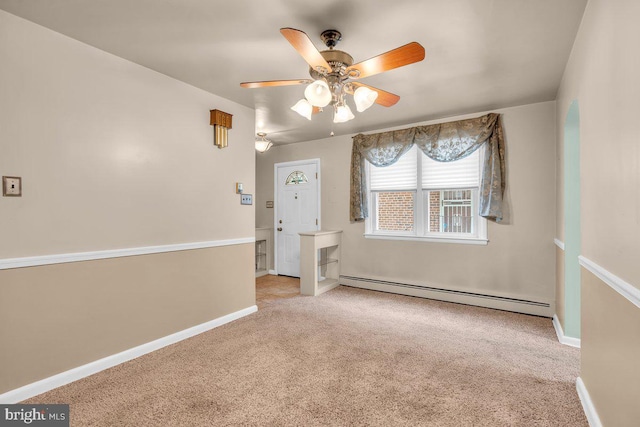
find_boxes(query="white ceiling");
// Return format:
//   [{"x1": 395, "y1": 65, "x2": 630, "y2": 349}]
[{"x1": 0, "y1": 0, "x2": 587, "y2": 145}]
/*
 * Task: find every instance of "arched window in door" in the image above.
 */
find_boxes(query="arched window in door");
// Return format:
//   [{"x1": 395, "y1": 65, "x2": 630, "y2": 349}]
[{"x1": 285, "y1": 171, "x2": 308, "y2": 185}]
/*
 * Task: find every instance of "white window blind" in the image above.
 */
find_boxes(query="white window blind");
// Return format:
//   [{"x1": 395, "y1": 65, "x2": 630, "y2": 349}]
[
  {"x1": 369, "y1": 146, "x2": 418, "y2": 190},
  {"x1": 421, "y1": 149, "x2": 480, "y2": 188}
]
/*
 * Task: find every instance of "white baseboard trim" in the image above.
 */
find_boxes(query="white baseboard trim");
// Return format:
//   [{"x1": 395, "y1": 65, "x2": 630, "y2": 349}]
[
  {"x1": 552, "y1": 314, "x2": 581, "y2": 348},
  {"x1": 0, "y1": 237, "x2": 255, "y2": 270},
  {"x1": 576, "y1": 377, "x2": 603, "y2": 427},
  {"x1": 554, "y1": 238, "x2": 565, "y2": 250},
  {"x1": 340, "y1": 274, "x2": 552, "y2": 317},
  {"x1": 268, "y1": 269, "x2": 277, "y2": 275},
  {"x1": 579, "y1": 256, "x2": 640, "y2": 309},
  {"x1": 0, "y1": 305, "x2": 258, "y2": 404}
]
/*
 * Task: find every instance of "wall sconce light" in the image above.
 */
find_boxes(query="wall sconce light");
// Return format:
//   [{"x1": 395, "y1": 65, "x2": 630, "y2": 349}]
[{"x1": 210, "y1": 109, "x2": 233, "y2": 149}]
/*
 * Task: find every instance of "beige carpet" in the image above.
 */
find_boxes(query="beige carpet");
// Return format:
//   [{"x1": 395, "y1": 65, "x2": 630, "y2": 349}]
[{"x1": 25, "y1": 286, "x2": 587, "y2": 426}]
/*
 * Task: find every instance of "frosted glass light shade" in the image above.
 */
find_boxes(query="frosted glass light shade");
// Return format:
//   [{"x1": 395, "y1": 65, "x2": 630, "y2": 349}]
[
  {"x1": 353, "y1": 86, "x2": 378, "y2": 112},
  {"x1": 333, "y1": 104, "x2": 355, "y2": 123},
  {"x1": 291, "y1": 99, "x2": 313, "y2": 120},
  {"x1": 304, "y1": 80, "x2": 332, "y2": 107},
  {"x1": 255, "y1": 140, "x2": 273, "y2": 153}
]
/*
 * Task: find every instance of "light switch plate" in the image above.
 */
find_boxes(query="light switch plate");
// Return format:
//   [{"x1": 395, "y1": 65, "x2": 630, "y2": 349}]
[
  {"x1": 240, "y1": 194, "x2": 253, "y2": 205},
  {"x1": 2, "y1": 176, "x2": 22, "y2": 197}
]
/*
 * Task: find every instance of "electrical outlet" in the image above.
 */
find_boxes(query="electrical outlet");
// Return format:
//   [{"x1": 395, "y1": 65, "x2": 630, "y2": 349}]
[
  {"x1": 240, "y1": 194, "x2": 253, "y2": 205},
  {"x1": 2, "y1": 176, "x2": 22, "y2": 197}
]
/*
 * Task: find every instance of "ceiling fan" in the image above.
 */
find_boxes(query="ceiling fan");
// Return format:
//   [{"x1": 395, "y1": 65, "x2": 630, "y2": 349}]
[{"x1": 240, "y1": 28, "x2": 425, "y2": 123}]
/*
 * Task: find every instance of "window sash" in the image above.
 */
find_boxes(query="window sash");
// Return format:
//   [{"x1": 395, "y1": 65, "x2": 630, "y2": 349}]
[
  {"x1": 423, "y1": 188, "x2": 478, "y2": 237},
  {"x1": 366, "y1": 146, "x2": 485, "y2": 241}
]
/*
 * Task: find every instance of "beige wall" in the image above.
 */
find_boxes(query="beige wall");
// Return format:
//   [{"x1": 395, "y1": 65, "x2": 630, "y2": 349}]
[
  {"x1": 0, "y1": 10, "x2": 256, "y2": 258},
  {"x1": 0, "y1": 245, "x2": 255, "y2": 394},
  {"x1": 555, "y1": 0, "x2": 640, "y2": 424},
  {"x1": 581, "y1": 268, "x2": 640, "y2": 426},
  {"x1": 556, "y1": 0, "x2": 639, "y2": 285},
  {"x1": 257, "y1": 101, "x2": 557, "y2": 307},
  {"x1": 0, "y1": 11, "x2": 256, "y2": 394}
]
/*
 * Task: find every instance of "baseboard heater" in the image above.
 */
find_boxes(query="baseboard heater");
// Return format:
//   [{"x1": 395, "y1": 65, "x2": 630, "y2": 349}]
[{"x1": 340, "y1": 275, "x2": 551, "y2": 316}]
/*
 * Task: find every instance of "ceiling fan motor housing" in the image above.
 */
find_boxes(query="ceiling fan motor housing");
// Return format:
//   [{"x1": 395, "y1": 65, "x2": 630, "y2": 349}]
[{"x1": 309, "y1": 49, "x2": 354, "y2": 80}]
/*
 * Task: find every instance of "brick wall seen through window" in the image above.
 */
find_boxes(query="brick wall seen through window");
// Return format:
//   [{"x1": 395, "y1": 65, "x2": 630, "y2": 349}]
[{"x1": 376, "y1": 192, "x2": 414, "y2": 232}]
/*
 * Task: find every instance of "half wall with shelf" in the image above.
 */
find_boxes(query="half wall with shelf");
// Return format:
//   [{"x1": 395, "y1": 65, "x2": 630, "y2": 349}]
[{"x1": 299, "y1": 230, "x2": 342, "y2": 296}]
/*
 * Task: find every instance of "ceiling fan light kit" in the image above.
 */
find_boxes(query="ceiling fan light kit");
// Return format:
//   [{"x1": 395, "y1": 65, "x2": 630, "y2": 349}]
[
  {"x1": 353, "y1": 86, "x2": 379, "y2": 112},
  {"x1": 240, "y1": 27, "x2": 425, "y2": 129},
  {"x1": 291, "y1": 99, "x2": 313, "y2": 120},
  {"x1": 334, "y1": 103, "x2": 355, "y2": 124},
  {"x1": 304, "y1": 79, "x2": 332, "y2": 107}
]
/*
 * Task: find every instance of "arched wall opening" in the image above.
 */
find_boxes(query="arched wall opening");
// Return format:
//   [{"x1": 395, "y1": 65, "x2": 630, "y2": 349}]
[{"x1": 563, "y1": 99, "x2": 581, "y2": 339}]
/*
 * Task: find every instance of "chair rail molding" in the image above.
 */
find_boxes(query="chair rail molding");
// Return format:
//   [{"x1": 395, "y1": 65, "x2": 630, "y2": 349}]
[
  {"x1": 0, "y1": 237, "x2": 255, "y2": 270},
  {"x1": 579, "y1": 256, "x2": 640, "y2": 309}
]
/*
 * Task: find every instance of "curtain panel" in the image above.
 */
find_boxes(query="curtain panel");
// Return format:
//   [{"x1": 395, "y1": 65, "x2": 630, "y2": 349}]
[{"x1": 350, "y1": 113, "x2": 505, "y2": 222}]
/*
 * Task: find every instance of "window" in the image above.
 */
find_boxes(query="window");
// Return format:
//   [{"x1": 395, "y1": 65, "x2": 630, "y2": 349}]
[
  {"x1": 285, "y1": 170, "x2": 308, "y2": 185},
  {"x1": 366, "y1": 145, "x2": 487, "y2": 244}
]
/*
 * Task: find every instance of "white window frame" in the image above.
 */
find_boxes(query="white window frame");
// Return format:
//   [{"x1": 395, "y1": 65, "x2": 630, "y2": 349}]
[{"x1": 364, "y1": 146, "x2": 488, "y2": 245}]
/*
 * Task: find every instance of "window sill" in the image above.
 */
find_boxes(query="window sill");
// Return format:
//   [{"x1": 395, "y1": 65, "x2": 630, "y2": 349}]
[{"x1": 363, "y1": 233, "x2": 488, "y2": 246}]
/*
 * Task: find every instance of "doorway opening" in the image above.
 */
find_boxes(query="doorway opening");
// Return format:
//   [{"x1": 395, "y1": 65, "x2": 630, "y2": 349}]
[{"x1": 563, "y1": 100, "x2": 581, "y2": 339}]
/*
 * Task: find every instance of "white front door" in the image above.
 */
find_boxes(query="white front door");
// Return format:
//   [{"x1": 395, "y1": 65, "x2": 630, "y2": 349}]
[{"x1": 275, "y1": 160, "x2": 320, "y2": 277}]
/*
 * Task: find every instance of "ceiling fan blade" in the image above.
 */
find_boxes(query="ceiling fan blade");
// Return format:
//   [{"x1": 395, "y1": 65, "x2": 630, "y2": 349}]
[
  {"x1": 346, "y1": 42, "x2": 425, "y2": 79},
  {"x1": 240, "y1": 79, "x2": 313, "y2": 88},
  {"x1": 347, "y1": 82, "x2": 400, "y2": 107},
  {"x1": 280, "y1": 28, "x2": 332, "y2": 73}
]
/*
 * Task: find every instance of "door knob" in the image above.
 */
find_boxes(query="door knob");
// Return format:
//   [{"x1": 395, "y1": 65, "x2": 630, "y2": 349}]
[{"x1": 277, "y1": 227, "x2": 283, "y2": 231}]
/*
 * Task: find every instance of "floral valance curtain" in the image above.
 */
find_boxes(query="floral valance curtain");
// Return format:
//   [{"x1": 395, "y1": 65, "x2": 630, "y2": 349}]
[{"x1": 350, "y1": 113, "x2": 505, "y2": 222}]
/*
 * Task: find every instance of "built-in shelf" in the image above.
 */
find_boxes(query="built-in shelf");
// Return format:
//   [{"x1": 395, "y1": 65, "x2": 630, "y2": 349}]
[
  {"x1": 299, "y1": 230, "x2": 342, "y2": 296},
  {"x1": 318, "y1": 258, "x2": 338, "y2": 267},
  {"x1": 255, "y1": 228, "x2": 272, "y2": 278}
]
